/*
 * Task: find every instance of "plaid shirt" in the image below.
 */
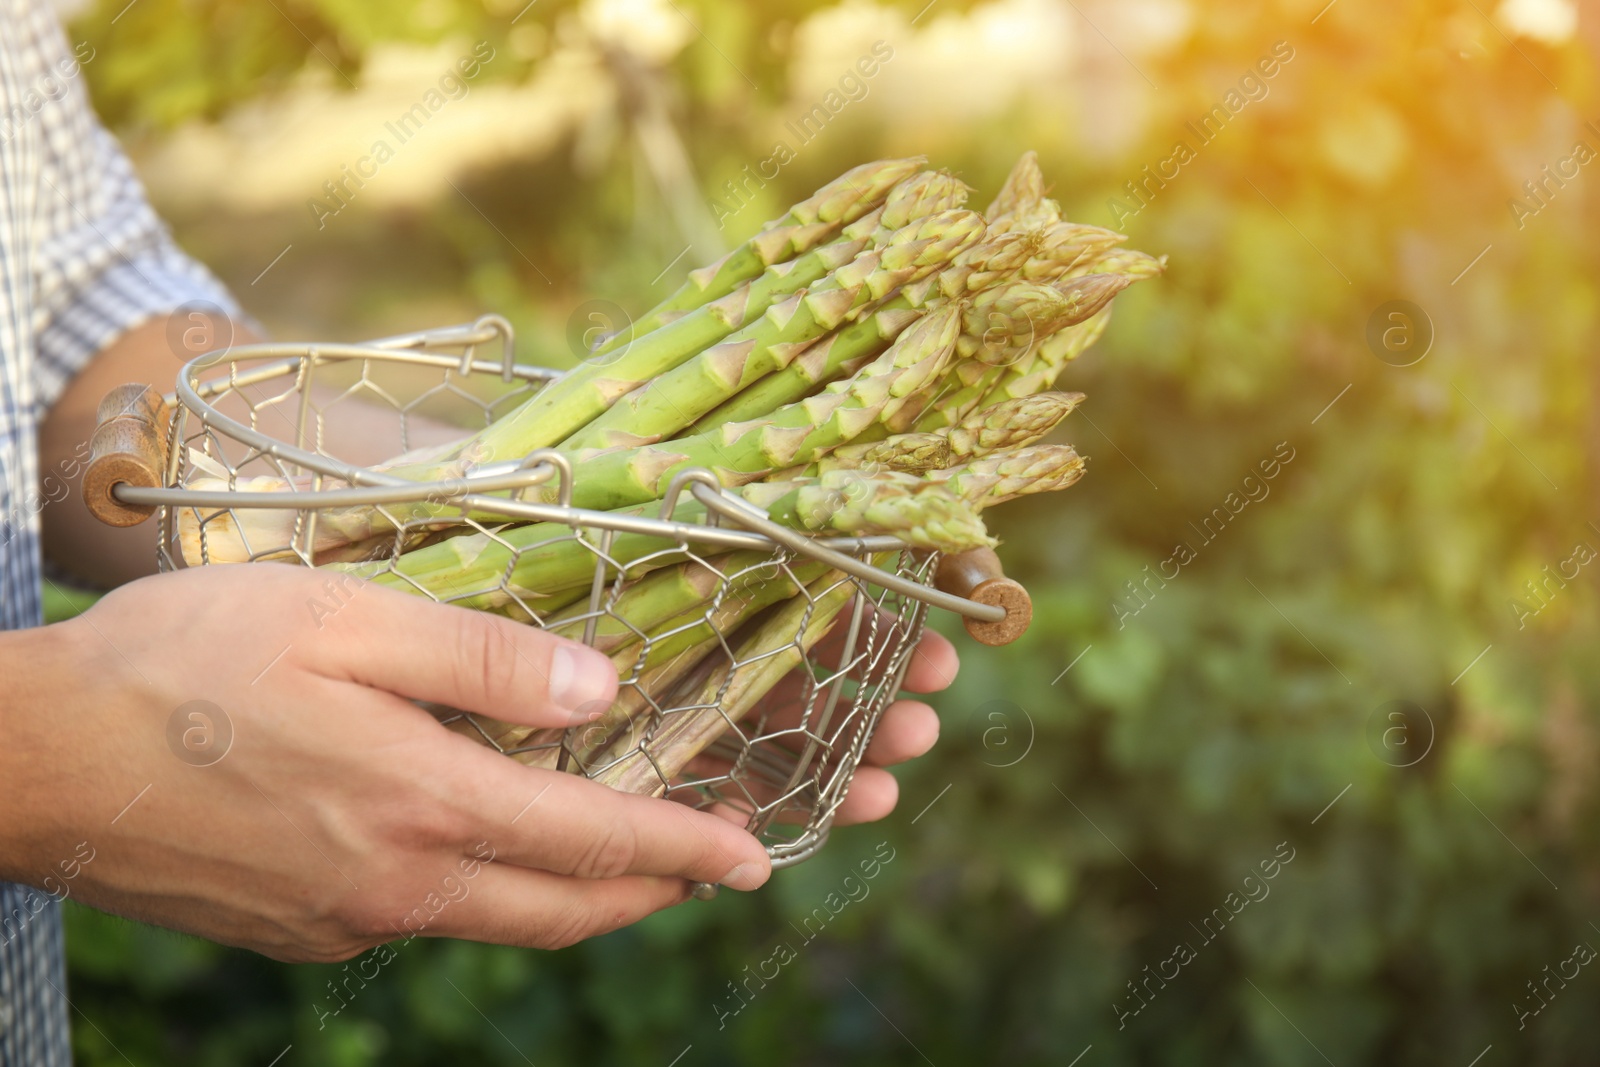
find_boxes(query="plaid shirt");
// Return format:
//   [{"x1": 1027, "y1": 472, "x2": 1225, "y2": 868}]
[{"x1": 0, "y1": 1, "x2": 239, "y2": 1062}]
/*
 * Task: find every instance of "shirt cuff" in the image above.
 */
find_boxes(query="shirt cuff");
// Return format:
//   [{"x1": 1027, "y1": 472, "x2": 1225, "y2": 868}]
[{"x1": 32, "y1": 241, "x2": 248, "y2": 413}]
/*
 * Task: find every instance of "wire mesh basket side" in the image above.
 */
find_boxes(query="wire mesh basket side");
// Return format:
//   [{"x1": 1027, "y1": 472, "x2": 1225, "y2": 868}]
[{"x1": 428, "y1": 536, "x2": 934, "y2": 865}]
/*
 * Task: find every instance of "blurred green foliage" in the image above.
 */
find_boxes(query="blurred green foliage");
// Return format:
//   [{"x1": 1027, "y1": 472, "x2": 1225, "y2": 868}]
[{"x1": 54, "y1": 0, "x2": 1600, "y2": 1063}]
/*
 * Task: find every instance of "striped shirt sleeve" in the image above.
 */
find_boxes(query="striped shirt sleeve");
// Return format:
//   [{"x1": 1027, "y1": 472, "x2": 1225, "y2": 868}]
[{"x1": 25, "y1": 17, "x2": 241, "y2": 413}]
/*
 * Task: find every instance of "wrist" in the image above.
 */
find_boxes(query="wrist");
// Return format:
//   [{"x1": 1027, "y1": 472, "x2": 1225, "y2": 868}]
[{"x1": 0, "y1": 619, "x2": 94, "y2": 886}]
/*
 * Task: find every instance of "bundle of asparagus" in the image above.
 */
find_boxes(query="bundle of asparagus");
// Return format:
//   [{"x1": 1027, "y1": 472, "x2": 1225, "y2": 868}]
[{"x1": 185, "y1": 152, "x2": 1162, "y2": 798}]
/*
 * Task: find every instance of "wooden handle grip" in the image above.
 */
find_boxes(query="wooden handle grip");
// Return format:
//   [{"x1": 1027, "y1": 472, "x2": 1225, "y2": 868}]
[
  {"x1": 933, "y1": 546, "x2": 1032, "y2": 646},
  {"x1": 83, "y1": 384, "x2": 171, "y2": 527}
]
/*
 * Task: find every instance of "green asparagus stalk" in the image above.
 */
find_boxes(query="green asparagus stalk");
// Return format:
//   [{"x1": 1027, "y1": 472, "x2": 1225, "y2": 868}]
[
  {"x1": 968, "y1": 255, "x2": 1161, "y2": 411},
  {"x1": 559, "y1": 210, "x2": 984, "y2": 449},
  {"x1": 342, "y1": 454, "x2": 984, "y2": 610},
  {"x1": 783, "y1": 391, "x2": 1078, "y2": 480},
  {"x1": 680, "y1": 301, "x2": 921, "y2": 434},
  {"x1": 541, "y1": 303, "x2": 963, "y2": 512},
  {"x1": 1066, "y1": 247, "x2": 1167, "y2": 282},
  {"x1": 541, "y1": 552, "x2": 757, "y2": 654},
  {"x1": 736, "y1": 469, "x2": 993, "y2": 551},
  {"x1": 942, "y1": 391, "x2": 1085, "y2": 458},
  {"x1": 972, "y1": 306, "x2": 1113, "y2": 411},
  {"x1": 893, "y1": 273, "x2": 1133, "y2": 434},
  {"x1": 608, "y1": 157, "x2": 926, "y2": 346},
  {"x1": 687, "y1": 231, "x2": 1035, "y2": 430},
  {"x1": 417, "y1": 256, "x2": 880, "y2": 469},
  {"x1": 513, "y1": 557, "x2": 831, "y2": 770},
  {"x1": 316, "y1": 214, "x2": 977, "y2": 550},
  {"x1": 841, "y1": 169, "x2": 971, "y2": 244},
  {"x1": 925, "y1": 444, "x2": 1087, "y2": 507},
  {"x1": 815, "y1": 432, "x2": 952, "y2": 475},
  {"x1": 589, "y1": 570, "x2": 858, "y2": 795},
  {"x1": 953, "y1": 277, "x2": 1115, "y2": 367},
  {"x1": 418, "y1": 203, "x2": 984, "y2": 475}
]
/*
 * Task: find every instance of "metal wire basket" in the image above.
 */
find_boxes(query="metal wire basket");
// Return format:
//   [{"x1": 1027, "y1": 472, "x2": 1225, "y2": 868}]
[{"x1": 82, "y1": 316, "x2": 1029, "y2": 878}]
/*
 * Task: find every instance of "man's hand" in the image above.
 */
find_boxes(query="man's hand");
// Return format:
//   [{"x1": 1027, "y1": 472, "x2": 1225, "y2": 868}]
[{"x1": 0, "y1": 564, "x2": 770, "y2": 963}]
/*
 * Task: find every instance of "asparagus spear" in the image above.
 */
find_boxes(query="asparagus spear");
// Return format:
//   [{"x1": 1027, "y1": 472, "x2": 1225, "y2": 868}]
[
  {"x1": 737, "y1": 469, "x2": 993, "y2": 551},
  {"x1": 789, "y1": 391, "x2": 1079, "y2": 481},
  {"x1": 815, "y1": 432, "x2": 952, "y2": 475},
  {"x1": 413, "y1": 203, "x2": 984, "y2": 476},
  {"x1": 985, "y1": 151, "x2": 1066, "y2": 235},
  {"x1": 841, "y1": 169, "x2": 971, "y2": 243},
  {"x1": 967, "y1": 252, "x2": 1164, "y2": 412},
  {"x1": 515, "y1": 557, "x2": 832, "y2": 770},
  {"x1": 925, "y1": 444, "x2": 1087, "y2": 507},
  {"x1": 985, "y1": 150, "x2": 1046, "y2": 220},
  {"x1": 414, "y1": 252, "x2": 882, "y2": 470},
  {"x1": 893, "y1": 273, "x2": 1133, "y2": 434},
  {"x1": 608, "y1": 157, "x2": 926, "y2": 347},
  {"x1": 543, "y1": 303, "x2": 963, "y2": 512},
  {"x1": 276, "y1": 216, "x2": 978, "y2": 558},
  {"x1": 1014, "y1": 222, "x2": 1128, "y2": 282},
  {"x1": 594, "y1": 164, "x2": 957, "y2": 362},
  {"x1": 1068, "y1": 247, "x2": 1167, "y2": 282},
  {"x1": 619, "y1": 186, "x2": 984, "y2": 393},
  {"x1": 540, "y1": 552, "x2": 751, "y2": 654},
  {"x1": 589, "y1": 570, "x2": 858, "y2": 795},
  {"x1": 972, "y1": 306, "x2": 1111, "y2": 411},
  {"x1": 941, "y1": 391, "x2": 1085, "y2": 458},
  {"x1": 560, "y1": 210, "x2": 984, "y2": 449},
  {"x1": 953, "y1": 277, "x2": 1116, "y2": 368},
  {"x1": 686, "y1": 231, "x2": 1035, "y2": 429},
  {"x1": 342, "y1": 459, "x2": 986, "y2": 610}
]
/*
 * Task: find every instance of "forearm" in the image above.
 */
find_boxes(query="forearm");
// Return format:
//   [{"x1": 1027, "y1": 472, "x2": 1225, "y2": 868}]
[{"x1": 0, "y1": 622, "x2": 89, "y2": 886}]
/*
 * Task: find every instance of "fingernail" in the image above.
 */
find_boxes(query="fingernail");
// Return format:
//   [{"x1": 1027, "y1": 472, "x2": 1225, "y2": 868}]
[
  {"x1": 722, "y1": 862, "x2": 765, "y2": 892},
  {"x1": 549, "y1": 643, "x2": 615, "y2": 713}
]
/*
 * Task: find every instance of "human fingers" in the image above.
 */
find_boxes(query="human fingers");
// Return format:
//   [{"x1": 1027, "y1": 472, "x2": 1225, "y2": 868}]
[
  {"x1": 806, "y1": 606, "x2": 960, "y2": 693},
  {"x1": 452, "y1": 758, "x2": 771, "y2": 890},
  {"x1": 665, "y1": 700, "x2": 933, "y2": 827},
  {"x1": 702, "y1": 672, "x2": 940, "y2": 765},
  {"x1": 830, "y1": 767, "x2": 900, "y2": 826},
  {"x1": 413, "y1": 864, "x2": 691, "y2": 949},
  {"x1": 307, "y1": 580, "x2": 618, "y2": 727},
  {"x1": 862, "y1": 700, "x2": 941, "y2": 767},
  {"x1": 902, "y1": 627, "x2": 959, "y2": 693}
]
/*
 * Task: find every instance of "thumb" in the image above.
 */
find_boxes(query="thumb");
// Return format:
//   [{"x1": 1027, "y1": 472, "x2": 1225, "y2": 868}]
[{"x1": 307, "y1": 579, "x2": 619, "y2": 727}]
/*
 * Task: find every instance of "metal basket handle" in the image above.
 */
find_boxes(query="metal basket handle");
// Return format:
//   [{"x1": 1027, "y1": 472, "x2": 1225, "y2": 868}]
[
  {"x1": 684, "y1": 479, "x2": 1033, "y2": 645},
  {"x1": 83, "y1": 383, "x2": 171, "y2": 528},
  {"x1": 934, "y1": 546, "x2": 1034, "y2": 646}
]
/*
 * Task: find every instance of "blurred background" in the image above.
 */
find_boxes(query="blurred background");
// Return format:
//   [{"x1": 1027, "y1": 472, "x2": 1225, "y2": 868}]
[{"x1": 43, "y1": 0, "x2": 1600, "y2": 1062}]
